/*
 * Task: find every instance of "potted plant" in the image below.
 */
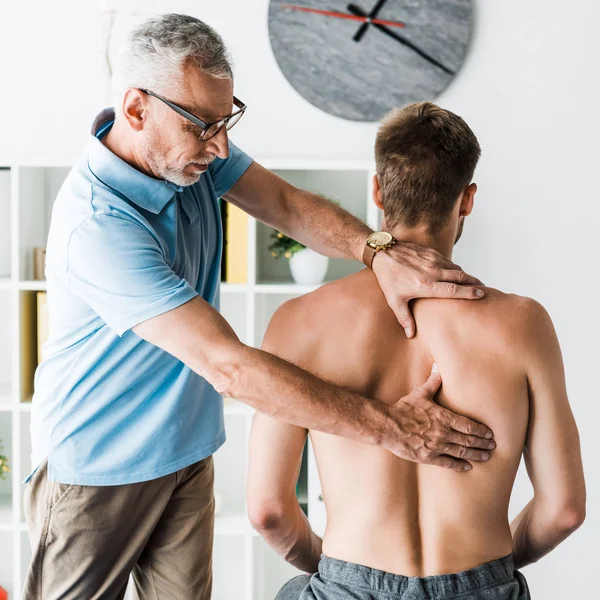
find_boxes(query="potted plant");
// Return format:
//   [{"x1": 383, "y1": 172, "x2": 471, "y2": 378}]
[
  {"x1": 0, "y1": 442, "x2": 8, "y2": 480},
  {"x1": 0, "y1": 442, "x2": 10, "y2": 479},
  {"x1": 268, "y1": 231, "x2": 329, "y2": 285}
]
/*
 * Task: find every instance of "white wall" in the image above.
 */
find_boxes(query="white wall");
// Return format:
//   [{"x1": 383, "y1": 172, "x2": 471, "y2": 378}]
[{"x1": 1, "y1": 0, "x2": 598, "y2": 596}]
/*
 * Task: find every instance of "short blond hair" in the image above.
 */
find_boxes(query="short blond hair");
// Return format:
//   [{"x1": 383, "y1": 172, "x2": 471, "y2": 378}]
[{"x1": 375, "y1": 102, "x2": 481, "y2": 232}]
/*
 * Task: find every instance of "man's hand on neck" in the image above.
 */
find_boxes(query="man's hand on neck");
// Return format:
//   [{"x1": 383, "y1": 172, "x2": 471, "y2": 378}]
[{"x1": 371, "y1": 241, "x2": 484, "y2": 338}]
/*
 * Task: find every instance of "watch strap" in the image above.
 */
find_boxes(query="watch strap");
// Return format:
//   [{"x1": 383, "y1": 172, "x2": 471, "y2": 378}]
[{"x1": 362, "y1": 243, "x2": 377, "y2": 269}]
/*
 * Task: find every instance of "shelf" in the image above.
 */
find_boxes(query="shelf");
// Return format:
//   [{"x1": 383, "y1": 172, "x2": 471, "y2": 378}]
[
  {"x1": 0, "y1": 383, "x2": 11, "y2": 406},
  {"x1": 0, "y1": 493, "x2": 11, "y2": 524},
  {"x1": 17, "y1": 167, "x2": 69, "y2": 281},
  {"x1": 215, "y1": 502, "x2": 256, "y2": 536},
  {"x1": 19, "y1": 400, "x2": 239, "y2": 415},
  {"x1": 261, "y1": 159, "x2": 374, "y2": 171},
  {"x1": 0, "y1": 531, "x2": 13, "y2": 599},
  {"x1": 15, "y1": 280, "x2": 335, "y2": 295},
  {"x1": 0, "y1": 415, "x2": 11, "y2": 523},
  {"x1": 1, "y1": 508, "x2": 256, "y2": 537},
  {"x1": 1, "y1": 160, "x2": 353, "y2": 599},
  {"x1": 220, "y1": 283, "x2": 248, "y2": 294},
  {"x1": 255, "y1": 282, "x2": 324, "y2": 295},
  {"x1": 18, "y1": 280, "x2": 47, "y2": 291}
]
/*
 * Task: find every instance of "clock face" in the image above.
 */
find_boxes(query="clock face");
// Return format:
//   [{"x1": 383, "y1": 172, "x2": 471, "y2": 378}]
[
  {"x1": 368, "y1": 231, "x2": 393, "y2": 246},
  {"x1": 268, "y1": 0, "x2": 473, "y2": 122}
]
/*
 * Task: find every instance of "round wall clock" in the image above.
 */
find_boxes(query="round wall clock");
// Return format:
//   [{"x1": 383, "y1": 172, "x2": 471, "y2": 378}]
[{"x1": 268, "y1": 0, "x2": 473, "y2": 122}]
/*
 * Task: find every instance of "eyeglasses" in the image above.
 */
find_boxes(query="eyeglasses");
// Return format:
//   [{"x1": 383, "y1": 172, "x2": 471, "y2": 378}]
[{"x1": 139, "y1": 88, "x2": 247, "y2": 141}]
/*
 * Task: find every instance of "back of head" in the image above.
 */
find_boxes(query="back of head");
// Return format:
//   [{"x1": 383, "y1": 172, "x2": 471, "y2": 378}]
[
  {"x1": 112, "y1": 13, "x2": 233, "y2": 98},
  {"x1": 375, "y1": 102, "x2": 481, "y2": 233}
]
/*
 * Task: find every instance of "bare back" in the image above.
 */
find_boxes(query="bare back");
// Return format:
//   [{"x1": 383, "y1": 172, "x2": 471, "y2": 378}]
[{"x1": 286, "y1": 269, "x2": 531, "y2": 577}]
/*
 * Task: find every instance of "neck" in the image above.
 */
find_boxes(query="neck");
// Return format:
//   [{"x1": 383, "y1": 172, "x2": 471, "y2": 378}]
[
  {"x1": 103, "y1": 117, "x2": 156, "y2": 179},
  {"x1": 383, "y1": 219, "x2": 455, "y2": 260}
]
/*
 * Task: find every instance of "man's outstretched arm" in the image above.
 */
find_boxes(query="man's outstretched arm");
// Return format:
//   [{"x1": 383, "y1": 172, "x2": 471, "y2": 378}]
[
  {"x1": 510, "y1": 301, "x2": 586, "y2": 569},
  {"x1": 246, "y1": 412, "x2": 321, "y2": 573},
  {"x1": 247, "y1": 313, "x2": 323, "y2": 573},
  {"x1": 224, "y1": 162, "x2": 484, "y2": 337},
  {"x1": 134, "y1": 296, "x2": 495, "y2": 471}
]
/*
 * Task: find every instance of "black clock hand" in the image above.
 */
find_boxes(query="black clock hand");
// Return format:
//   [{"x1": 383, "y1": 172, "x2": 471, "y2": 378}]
[
  {"x1": 348, "y1": 4, "x2": 455, "y2": 75},
  {"x1": 353, "y1": 0, "x2": 389, "y2": 42}
]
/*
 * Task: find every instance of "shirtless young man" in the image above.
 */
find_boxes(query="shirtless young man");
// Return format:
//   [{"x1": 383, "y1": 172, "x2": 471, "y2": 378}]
[{"x1": 246, "y1": 102, "x2": 586, "y2": 600}]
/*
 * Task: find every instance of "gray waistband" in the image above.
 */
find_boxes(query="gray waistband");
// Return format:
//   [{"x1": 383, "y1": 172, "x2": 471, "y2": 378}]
[{"x1": 318, "y1": 554, "x2": 516, "y2": 597}]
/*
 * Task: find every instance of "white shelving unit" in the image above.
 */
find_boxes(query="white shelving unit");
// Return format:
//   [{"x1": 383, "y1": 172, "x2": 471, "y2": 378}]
[{"x1": 0, "y1": 158, "x2": 381, "y2": 599}]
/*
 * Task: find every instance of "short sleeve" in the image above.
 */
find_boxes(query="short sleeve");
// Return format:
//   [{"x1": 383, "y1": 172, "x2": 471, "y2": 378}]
[
  {"x1": 67, "y1": 214, "x2": 198, "y2": 336},
  {"x1": 209, "y1": 140, "x2": 253, "y2": 198}
]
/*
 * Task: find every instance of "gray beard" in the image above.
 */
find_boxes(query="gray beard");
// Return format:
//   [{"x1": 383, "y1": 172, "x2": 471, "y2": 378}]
[
  {"x1": 142, "y1": 135, "x2": 203, "y2": 187},
  {"x1": 148, "y1": 155, "x2": 202, "y2": 187},
  {"x1": 161, "y1": 164, "x2": 202, "y2": 187}
]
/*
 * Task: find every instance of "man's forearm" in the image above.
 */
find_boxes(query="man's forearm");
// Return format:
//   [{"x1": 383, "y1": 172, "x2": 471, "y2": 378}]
[
  {"x1": 510, "y1": 498, "x2": 582, "y2": 569},
  {"x1": 255, "y1": 503, "x2": 322, "y2": 573},
  {"x1": 275, "y1": 188, "x2": 371, "y2": 262},
  {"x1": 214, "y1": 343, "x2": 390, "y2": 446},
  {"x1": 511, "y1": 500, "x2": 537, "y2": 569}
]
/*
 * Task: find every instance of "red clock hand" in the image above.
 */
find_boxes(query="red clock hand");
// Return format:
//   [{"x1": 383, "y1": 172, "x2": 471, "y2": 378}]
[
  {"x1": 347, "y1": 3, "x2": 454, "y2": 74},
  {"x1": 281, "y1": 4, "x2": 405, "y2": 29}
]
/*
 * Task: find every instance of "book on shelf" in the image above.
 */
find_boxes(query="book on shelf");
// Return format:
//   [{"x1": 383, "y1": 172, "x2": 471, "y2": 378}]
[
  {"x1": 33, "y1": 247, "x2": 47, "y2": 280},
  {"x1": 20, "y1": 292, "x2": 36, "y2": 400},
  {"x1": 222, "y1": 202, "x2": 248, "y2": 284},
  {"x1": 37, "y1": 291, "x2": 49, "y2": 366}
]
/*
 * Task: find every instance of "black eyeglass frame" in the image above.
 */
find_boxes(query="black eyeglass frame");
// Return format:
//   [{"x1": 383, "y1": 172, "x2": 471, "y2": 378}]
[{"x1": 139, "y1": 88, "x2": 247, "y2": 141}]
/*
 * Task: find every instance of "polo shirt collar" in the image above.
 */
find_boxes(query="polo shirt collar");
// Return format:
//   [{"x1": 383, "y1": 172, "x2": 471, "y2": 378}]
[{"x1": 87, "y1": 108, "x2": 183, "y2": 214}]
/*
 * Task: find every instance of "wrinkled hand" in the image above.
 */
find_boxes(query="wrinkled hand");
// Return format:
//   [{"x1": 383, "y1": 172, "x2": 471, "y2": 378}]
[
  {"x1": 372, "y1": 241, "x2": 485, "y2": 338},
  {"x1": 383, "y1": 366, "x2": 496, "y2": 471}
]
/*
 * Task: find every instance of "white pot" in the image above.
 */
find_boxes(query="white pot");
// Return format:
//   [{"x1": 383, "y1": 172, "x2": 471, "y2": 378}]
[{"x1": 289, "y1": 248, "x2": 329, "y2": 285}]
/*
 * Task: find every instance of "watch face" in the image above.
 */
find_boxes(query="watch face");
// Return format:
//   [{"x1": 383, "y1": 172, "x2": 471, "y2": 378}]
[
  {"x1": 268, "y1": 0, "x2": 473, "y2": 122},
  {"x1": 368, "y1": 231, "x2": 394, "y2": 247}
]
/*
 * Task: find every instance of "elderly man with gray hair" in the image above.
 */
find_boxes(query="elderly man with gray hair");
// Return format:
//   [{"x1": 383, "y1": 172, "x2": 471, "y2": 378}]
[{"x1": 23, "y1": 14, "x2": 496, "y2": 600}]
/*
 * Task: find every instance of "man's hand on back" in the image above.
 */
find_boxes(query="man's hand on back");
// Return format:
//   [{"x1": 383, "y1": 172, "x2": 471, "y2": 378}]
[
  {"x1": 382, "y1": 365, "x2": 496, "y2": 471},
  {"x1": 134, "y1": 295, "x2": 496, "y2": 472},
  {"x1": 372, "y1": 242, "x2": 485, "y2": 338}
]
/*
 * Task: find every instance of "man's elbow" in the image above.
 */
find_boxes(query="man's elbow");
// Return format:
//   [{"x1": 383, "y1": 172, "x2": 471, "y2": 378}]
[
  {"x1": 546, "y1": 495, "x2": 586, "y2": 533},
  {"x1": 208, "y1": 344, "x2": 252, "y2": 398},
  {"x1": 247, "y1": 498, "x2": 290, "y2": 533},
  {"x1": 556, "y1": 502, "x2": 586, "y2": 532}
]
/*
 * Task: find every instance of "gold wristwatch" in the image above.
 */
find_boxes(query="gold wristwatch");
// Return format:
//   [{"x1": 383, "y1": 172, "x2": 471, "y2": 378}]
[{"x1": 362, "y1": 231, "x2": 397, "y2": 269}]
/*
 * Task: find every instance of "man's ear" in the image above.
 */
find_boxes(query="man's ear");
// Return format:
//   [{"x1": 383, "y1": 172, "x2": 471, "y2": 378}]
[
  {"x1": 459, "y1": 183, "x2": 477, "y2": 217},
  {"x1": 373, "y1": 174, "x2": 384, "y2": 210},
  {"x1": 121, "y1": 89, "x2": 146, "y2": 132}
]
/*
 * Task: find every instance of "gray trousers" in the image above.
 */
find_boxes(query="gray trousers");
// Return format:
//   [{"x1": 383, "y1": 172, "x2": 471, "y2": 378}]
[
  {"x1": 23, "y1": 457, "x2": 215, "y2": 600},
  {"x1": 276, "y1": 554, "x2": 531, "y2": 600}
]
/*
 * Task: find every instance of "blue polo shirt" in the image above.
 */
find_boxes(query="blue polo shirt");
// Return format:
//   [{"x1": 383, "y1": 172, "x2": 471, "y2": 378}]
[{"x1": 27, "y1": 108, "x2": 253, "y2": 486}]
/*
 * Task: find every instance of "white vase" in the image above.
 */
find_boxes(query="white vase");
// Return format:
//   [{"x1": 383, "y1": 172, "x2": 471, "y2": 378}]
[{"x1": 289, "y1": 248, "x2": 329, "y2": 285}]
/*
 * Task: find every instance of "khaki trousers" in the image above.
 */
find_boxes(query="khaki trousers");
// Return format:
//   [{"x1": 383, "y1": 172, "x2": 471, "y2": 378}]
[{"x1": 23, "y1": 456, "x2": 215, "y2": 600}]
